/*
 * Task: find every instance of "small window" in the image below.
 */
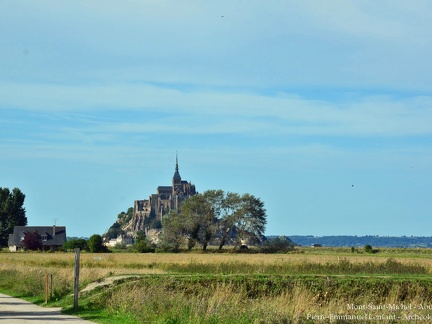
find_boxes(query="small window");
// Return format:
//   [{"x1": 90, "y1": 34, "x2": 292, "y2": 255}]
[{"x1": 41, "y1": 235, "x2": 48, "y2": 241}]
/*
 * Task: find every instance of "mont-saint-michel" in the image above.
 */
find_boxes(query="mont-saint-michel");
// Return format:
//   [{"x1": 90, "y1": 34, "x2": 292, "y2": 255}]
[{"x1": 131, "y1": 155, "x2": 196, "y2": 233}]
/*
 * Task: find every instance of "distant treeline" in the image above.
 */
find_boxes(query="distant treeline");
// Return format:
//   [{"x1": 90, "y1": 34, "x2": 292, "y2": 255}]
[{"x1": 284, "y1": 235, "x2": 432, "y2": 248}]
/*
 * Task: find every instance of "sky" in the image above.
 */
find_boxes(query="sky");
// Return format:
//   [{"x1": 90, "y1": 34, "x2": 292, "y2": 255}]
[{"x1": 1, "y1": 0, "x2": 431, "y2": 238}]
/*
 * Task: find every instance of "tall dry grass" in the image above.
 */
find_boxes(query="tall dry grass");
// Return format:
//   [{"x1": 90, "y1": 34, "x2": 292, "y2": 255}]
[
  {"x1": 103, "y1": 276, "x2": 432, "y2": 323},
  {"x1": 1, "y1": 252, "x2": 430, "y2": 298},
  {"x1": 1, "y1": 251, "x2": 432, "y2": 323},
  {"x1": 2, "y1": 251, "x2": 432, "y2": 269}
]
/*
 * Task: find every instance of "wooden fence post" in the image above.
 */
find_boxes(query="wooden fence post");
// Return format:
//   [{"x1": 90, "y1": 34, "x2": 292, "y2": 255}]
[
  {"x1": 45, "y1": 273, "x2": 53, "y2": 304},
  {"x1": 50, "y1": 274, "x2": 53, "y2": 300},
  {"x1": 45, "y1": 274, "x2": 49, "y2": 304},
  {"x1": 74, "y1": 248, "x2": 80, "y2": 310}
]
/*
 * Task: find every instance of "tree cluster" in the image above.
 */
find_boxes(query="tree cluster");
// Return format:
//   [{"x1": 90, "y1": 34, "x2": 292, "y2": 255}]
[
  {"x1": 260, "y1": 236, "x2": 295, "y2": 253},
  {"x1": 63, "y1": 235, "x2": 109, "y2": 252},
  {"x1": 161, "y1": 190, "x2": 267, "y2": 251},
  {"x1": 0, "y1": 187, "x2": 27, "y2": 247},
  {"x1": 63, "y1": 237, "x2": 89, "y2": 251}
]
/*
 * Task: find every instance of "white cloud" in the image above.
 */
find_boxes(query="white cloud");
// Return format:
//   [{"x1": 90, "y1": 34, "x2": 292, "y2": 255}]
[{"x1": 2, "y1": 81, "x2": 431, "y2": 138}]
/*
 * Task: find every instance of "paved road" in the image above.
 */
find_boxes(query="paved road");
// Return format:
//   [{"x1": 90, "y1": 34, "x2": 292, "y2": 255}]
[{"x1": 0, "y1": 293, "x2": 93, "y2": 323}]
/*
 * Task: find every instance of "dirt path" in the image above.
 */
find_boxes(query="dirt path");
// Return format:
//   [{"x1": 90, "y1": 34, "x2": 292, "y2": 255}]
[
  {"x1": 0, "y1": 293, "x2": 92, "y2": 323},
  {"x1": 80, "y1": 275, "x2": 141, "y2": 294}
]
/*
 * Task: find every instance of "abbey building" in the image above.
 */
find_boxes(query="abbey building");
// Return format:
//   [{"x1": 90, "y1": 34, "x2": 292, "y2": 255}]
[{"x1": 131, "y1": 156, "x2": 197, "y2": 232}]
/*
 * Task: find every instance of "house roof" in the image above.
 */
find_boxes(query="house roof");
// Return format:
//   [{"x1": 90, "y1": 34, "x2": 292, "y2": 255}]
[{"x1": 8, "y1": 226, "x2": 67, "y2": 247}]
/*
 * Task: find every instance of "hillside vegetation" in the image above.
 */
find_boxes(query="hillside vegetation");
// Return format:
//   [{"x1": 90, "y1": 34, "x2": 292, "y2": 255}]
[{"x1": 103, "y1": 208, "x2": 134, "y2": 241}]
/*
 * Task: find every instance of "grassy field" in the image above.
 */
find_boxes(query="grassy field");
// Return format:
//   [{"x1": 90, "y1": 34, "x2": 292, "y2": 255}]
[{"x1": 1, "y1": 247, "x2": 432, "y2": 323}]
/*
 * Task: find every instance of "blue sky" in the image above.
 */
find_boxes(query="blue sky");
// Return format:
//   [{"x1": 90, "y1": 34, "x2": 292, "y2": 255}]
[{"x1": 1, "y1": 1, "x2": 431, "y2": 238}]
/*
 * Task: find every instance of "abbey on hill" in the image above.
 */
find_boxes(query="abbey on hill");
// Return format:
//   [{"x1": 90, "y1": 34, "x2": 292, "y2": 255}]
[{"x1": 131, "y1": 155, "x2": 197, "y2": 232}]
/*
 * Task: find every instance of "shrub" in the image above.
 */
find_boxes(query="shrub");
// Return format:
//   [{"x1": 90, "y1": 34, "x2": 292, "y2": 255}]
[
  {"x1": 364, "y1": 244, "x2": 373, "y2": 253},
  {"x1": 63, "y1": 238, "x2": 88, "y2": 251},
  {"x1": 114, "y1": 242, "x2": 127, "y2": 250},
  {"x1": 131, "y1": 240, "x2": 155, "y2": 253},
  {"x1": 260, "y1": 236, "x2": 295, "y2": 253},
  {"x1": 88, "y1": 234, "x2": 109, "y2": 253}
]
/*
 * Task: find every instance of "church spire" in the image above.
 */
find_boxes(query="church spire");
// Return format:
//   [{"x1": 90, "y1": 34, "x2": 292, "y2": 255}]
[{"x1": 173, "y1": 152, "x2": 181, "y2": 183}]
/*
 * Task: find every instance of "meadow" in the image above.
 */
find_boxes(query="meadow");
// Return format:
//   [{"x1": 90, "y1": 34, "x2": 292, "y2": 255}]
[{"x1": 1, "y1": 247, "x2": 432, "y2": 323}]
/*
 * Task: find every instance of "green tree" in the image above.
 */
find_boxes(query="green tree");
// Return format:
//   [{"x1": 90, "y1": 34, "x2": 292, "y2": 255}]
[
  {"x1": 364, "y1": 244, "x2": 373, "y2": 253},
  {"x1": 212, "y1": 191, "x2": 242, "y2": 250},
  {"x1": 22, "y1": 231, "x2": 42, "y2": 250},
  {"x1": 200, "y1": 190, "x2": 267, "y2": 249},
  {"x1": 88, "y1": 234, "x2": 108, "y2": 253},
  {"x1": 132, "y1": 230, "x2": 155, "y2": 253},
  {"x1": 160, "y1": 190, "x2": 267, "y2": 251},
  {"x1": 180, "y1": 193, "x2": 217, "y2": 251},
  {"x1": 64, "y1": 238, "x2": 88, "y2": 251},
  {"x1": 233, "y1": 193, "x2": 267, "y2": 247},
  {"x1": 160, "y1": 211, "x2": 187, "y2": 252},
  {"x1": 0, "y1": 187, "x2": 27, "y2": 247}
]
